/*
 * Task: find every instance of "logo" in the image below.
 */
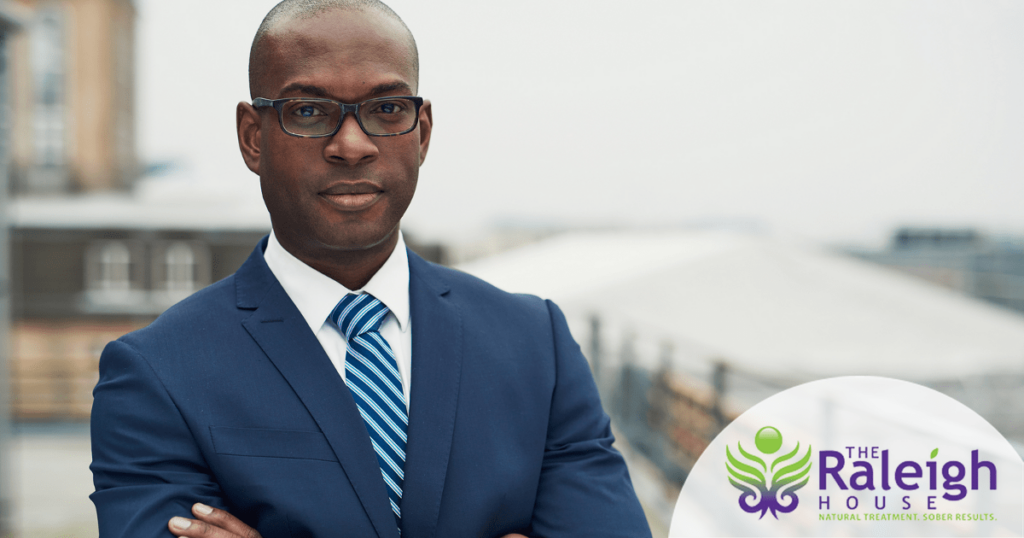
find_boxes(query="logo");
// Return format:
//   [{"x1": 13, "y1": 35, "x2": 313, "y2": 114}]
[
  {"x1": 726, "y1": 425, "x2": 814, "y2": 519},
  {"x1": 673, "y1": 378, "x2": 1022, "y2": 537}
]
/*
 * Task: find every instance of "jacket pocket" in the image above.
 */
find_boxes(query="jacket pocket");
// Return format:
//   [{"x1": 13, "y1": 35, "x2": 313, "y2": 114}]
[{"x1": 209, "y1": 426, "x2": 338, "y2": 461}]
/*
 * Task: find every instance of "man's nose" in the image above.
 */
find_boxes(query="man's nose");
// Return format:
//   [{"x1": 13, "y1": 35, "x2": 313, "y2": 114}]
[{"x1": 324, "y1": 113, "x2": 378, "y2": 165}]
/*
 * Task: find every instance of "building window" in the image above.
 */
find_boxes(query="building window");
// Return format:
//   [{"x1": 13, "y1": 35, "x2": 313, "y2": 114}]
[
  {"x1": 152, "y1": 241, "x2": 210, "y2": 306},
  {"x1": 31, "y1": 8, "x2": 66, "y2": 168},
  {"x1": 91, "y1": 241, "x2": 132, "y2": 292},
  {"x1": 164, "y1": 242, "x2": 196, "y2": 293}
]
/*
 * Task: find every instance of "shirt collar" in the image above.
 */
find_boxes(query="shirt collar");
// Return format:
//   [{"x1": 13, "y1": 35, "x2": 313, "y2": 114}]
[{"x1": 263, "y1": 230, "x2": 410, "y2": 335}]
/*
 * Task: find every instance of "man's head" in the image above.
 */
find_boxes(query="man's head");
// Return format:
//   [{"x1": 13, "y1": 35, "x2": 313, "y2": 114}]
[
  {"x1": 237, "y1": 0, "x2": 431, "y2": 283},
  {"x1": 248, "y1": 0, "x2": 419, "y2": 100}
]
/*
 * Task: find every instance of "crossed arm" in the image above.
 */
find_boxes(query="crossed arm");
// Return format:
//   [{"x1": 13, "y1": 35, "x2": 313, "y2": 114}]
[{"x1": 166, "y1": 504, "x2": 527, "y2": 538}]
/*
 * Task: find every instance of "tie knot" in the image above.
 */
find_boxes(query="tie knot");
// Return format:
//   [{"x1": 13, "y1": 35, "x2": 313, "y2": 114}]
[{"x1": 330, "y1": 293, "x2": 390, "y2": 339}]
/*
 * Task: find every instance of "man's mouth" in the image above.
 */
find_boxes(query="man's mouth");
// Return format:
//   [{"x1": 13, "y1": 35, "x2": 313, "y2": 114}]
[{"x1": 319, "y1": 182, "x2": 384, "y2": 211}]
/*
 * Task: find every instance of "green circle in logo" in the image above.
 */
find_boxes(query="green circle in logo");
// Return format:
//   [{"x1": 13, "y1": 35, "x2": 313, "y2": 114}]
[{"x1": 755, "y1": 426, "x2": 783, "y2": 454}]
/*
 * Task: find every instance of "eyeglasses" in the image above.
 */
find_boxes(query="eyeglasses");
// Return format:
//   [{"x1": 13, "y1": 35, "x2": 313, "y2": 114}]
[{"x1": 252, "y1": 96, "x2": 424, "y2": 138}]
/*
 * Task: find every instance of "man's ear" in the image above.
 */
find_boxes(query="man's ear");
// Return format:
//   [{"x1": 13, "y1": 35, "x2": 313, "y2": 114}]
[
  {"x1": 418, "y1": 99, "x2": 432, "y2": 166},
  {"x1": 237, "y1": 102, "x2": 262, "y2": 175}
]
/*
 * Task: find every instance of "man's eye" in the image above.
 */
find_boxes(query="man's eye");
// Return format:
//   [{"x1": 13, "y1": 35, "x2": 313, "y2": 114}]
[
  {"x1": 371, "y1": 102, "x2": 403, "y2": 114},
  {"x1": 288, "y1": 103, "x2": 328, "y2": 117}
]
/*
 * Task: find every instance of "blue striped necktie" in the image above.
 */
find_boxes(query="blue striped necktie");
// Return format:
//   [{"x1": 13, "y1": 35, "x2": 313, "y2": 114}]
[{"x1": 329, "y1": 293, "x2": 407, "y2": 532}]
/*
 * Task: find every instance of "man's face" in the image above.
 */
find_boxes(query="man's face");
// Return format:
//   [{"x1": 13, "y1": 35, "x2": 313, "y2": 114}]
[{"x1": 241, "y1": 9, "x2": 430, "y2": 261}]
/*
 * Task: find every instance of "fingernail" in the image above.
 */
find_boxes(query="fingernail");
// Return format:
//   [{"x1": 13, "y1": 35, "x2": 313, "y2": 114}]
[
  {"x1": 170, "y1": 517, "x2": 192, "y2": 530},
  {"x1": 194, "y1": 503, "x2": 213, "y2": 515}
]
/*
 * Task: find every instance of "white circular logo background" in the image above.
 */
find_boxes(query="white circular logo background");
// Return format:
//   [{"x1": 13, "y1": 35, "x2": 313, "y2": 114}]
[{"x1": 670, "y1": 376, "x2": 1024, "y2": 537}]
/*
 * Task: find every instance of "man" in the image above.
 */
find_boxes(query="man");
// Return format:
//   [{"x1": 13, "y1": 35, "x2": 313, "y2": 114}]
[{"x1": 90, "y1": 1, "x2": 651, "y2": 537}]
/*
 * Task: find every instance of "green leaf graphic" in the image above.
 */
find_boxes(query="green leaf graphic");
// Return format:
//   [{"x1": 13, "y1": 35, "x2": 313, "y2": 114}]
[
  {"x1": 728, "y1": 476, "x2": 757, "y2": 496},
  {"x1": 726, "y1": 445, "x2": 766, "y2": 485},
  {"x1": 737, "y1": 441, "x2": 767, "y2": 472},
  {"x1": 770, "y1": 442, "x2": 801, "y2": 473},
  {"x1": 930, "y1": 448, "x2": 938, "y2": 459},
  {"x1": 773, "y1": 443, "x2": 812, "y2": 490}
]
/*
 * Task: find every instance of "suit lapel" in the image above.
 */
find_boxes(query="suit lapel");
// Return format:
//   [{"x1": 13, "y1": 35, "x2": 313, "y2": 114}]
[
  {"x1": 401, "y1": 252, "x2": 462, "y2": 538},
  {"x1": 235, "y1": 241, "x2": 399, "y2": 538}
]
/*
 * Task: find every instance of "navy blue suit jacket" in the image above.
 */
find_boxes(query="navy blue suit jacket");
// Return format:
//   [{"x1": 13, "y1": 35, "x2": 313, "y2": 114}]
[{"x1": 90, "y1": 239, "x2": 650, "y2": 538}]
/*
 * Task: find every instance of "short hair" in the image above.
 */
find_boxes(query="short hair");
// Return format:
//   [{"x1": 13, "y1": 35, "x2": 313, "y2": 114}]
[{"x1": 248, "y1": 0, "x2": 419, "y2": 99}]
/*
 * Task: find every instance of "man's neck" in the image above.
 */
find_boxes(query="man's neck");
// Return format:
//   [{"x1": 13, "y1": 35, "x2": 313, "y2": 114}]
[{"x1": 276, "y1": 230, "x2": 400, "y2": 291}]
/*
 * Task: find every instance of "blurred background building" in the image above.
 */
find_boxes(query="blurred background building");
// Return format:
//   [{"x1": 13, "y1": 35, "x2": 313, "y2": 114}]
[
  {"x1": 9, "y1": 0, "x2": 135, "y2": 195},
  {"x1": 2, "y1": 2, "x2": 141, "y2": 535},
  {"x1": 849, "y1": 227, "x2": 1024, "y2": 315},
  {"x1": 1, "y1": 3, "x2": 27, "y2": 536},
  {"x1": 4, "y1": 0, "x2": 164, "y2": 423}
]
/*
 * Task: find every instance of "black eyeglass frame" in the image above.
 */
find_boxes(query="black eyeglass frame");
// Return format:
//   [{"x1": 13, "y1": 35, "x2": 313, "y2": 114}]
[{"x1": 251, "y1": 96, "x2": 425, "y2": 138}]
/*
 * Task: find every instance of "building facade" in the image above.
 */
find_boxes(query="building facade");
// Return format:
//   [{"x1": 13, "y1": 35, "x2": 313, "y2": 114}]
[
  {"x1": 850, "y1": 227, "x2": 1024, "y2": 315},
  {"x1": 1, "y1": 2, "x2": 28, "y2": 533},
  {"x1": 10, "y1": 220, "x2": 266, "y2": 420},
  {"x1": 8, "y1": 0, "x2": 136, "y2": 194}
]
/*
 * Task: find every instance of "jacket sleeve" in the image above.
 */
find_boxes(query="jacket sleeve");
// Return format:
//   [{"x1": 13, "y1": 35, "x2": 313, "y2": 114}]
[
  {"x1": 529, "y1": 300, "x2": 653, "y2": 538},
  {"x1": 90, "y1": 338, "x2": 228, "y2": 538}
]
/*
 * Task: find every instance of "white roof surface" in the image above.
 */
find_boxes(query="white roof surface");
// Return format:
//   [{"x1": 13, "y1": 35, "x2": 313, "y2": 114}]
[
  {"x1": 8, "y1": 173, "x2": 271, "y2": 231},
  {"x1": 457, "y1": 230, "x2": 1024, "y2": 380}
]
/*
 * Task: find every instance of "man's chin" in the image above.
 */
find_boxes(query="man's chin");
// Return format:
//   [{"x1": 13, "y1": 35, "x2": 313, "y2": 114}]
[{"x1": 317, "y1": 228, "x2": 399, "y2": 253}]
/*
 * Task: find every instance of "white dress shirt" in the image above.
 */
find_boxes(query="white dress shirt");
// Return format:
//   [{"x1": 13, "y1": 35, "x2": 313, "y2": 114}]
[{"x1": 263, "y1": 231, "x2": 412, "y2": 409}]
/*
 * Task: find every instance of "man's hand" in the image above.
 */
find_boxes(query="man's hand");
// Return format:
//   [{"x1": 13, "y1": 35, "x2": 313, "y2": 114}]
[
  {"x1": 168, "y1": 504, "x2": 262, "y2": 538},
  {"x1": 168, "y1": 504, "x2": 526, "y2": 538}
]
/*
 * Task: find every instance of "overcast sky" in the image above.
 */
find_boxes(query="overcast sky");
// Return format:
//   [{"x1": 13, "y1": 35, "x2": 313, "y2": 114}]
[{"x1": 135, "y1": 0, "x2": 1024, "y2": 247}]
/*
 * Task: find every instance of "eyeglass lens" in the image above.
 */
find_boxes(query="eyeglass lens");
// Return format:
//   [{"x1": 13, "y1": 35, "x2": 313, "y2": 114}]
[{"x1": 279, "y1": 98, "x2": 418, "y2": 136}]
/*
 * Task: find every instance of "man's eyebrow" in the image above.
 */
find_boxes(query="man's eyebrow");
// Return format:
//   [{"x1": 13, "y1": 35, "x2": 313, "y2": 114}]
[
  {"x1": 367, "y1": 81, "x2": 413, "y2": 96},
  {"x1": 277, "y1": 81, "x2": 414, "y2": 100},
  {"x1": 278, "y1": 83, "x2": 330, "y2": 97}
]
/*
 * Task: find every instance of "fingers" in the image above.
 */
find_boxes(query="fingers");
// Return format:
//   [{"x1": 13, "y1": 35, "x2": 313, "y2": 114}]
[
  {"x1": 167, "y1": 503, "x2": 263, "y2": 538},
  {"x1": 168, "y1": 515, "x2": 228, "y2": 538},
  {"x1": 191, "y1": 504, "x2": 263, "y2": 538}
]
